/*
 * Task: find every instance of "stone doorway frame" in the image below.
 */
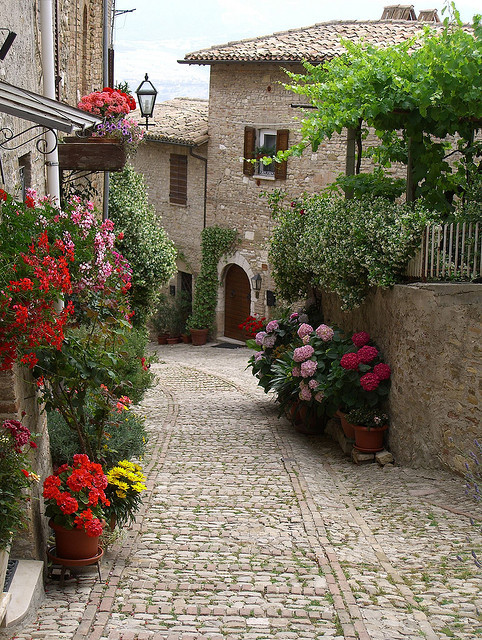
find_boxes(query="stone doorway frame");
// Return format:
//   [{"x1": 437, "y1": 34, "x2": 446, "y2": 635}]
[{"x1": 216, "y1": 252, "x2": 257, "y2": 339}]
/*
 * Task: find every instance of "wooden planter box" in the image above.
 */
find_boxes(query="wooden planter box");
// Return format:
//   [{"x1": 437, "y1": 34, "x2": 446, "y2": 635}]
[{"x1": 58, "y1": 137, "x2": 127, "y2": 171}]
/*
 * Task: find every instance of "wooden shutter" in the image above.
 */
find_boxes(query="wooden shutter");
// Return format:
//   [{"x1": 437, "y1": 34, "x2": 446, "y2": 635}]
[
  {"x1": 243, "y1": 126, "x2": 256, "y2": 176},
  {"x1": 170, "y1": 154, "x2": 188, "y2": 204},
  {"x1": 274, "y1": 129, "x2": 289, "y2": 180}
]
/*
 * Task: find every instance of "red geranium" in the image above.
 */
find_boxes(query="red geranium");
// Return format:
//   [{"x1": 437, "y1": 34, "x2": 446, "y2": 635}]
[{"x1": 43, "y1": 455, "x2": 109, "y2": 536}]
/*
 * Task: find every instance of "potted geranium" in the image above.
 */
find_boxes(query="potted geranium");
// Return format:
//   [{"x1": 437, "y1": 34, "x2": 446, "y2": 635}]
[
  {"x1": 345, "y1": 407, "x2": 389, "y2": 452},
  {"x1": 0, "y1": 419, "x2": 38, "y2": 596},
  {"x1": 59, "y1": 86, "x2": 143, "y2": 171},
  {"x1": 43, "y1": 454, "x2": 110, "y2": 559}
]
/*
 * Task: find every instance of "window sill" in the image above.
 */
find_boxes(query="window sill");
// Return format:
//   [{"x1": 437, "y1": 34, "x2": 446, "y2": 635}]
[
  {"x1": 254, "y1": 174, "x2": 275, "y2": 181},
  {"x1": 169, "y1": 201, "x2": 188, "y2": 207}
]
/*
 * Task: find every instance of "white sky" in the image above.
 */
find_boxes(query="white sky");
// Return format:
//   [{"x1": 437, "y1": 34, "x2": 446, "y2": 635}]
[{"x1": 113, "y1": 0, "x2": 481, "y2": 101}]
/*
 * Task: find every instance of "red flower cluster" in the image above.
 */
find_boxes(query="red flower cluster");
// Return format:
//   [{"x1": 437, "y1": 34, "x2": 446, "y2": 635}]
[
  {"x1": 78, "y1": 87, "x2": 135, "y2": 119},
  {"x1": 340, "y1": 333, "x2": 392, "y2": 393},
  {"x1": 2, "y1": 419, "x2": 36, "y2": 453},
  {"x1": 0, "y1": 226, "x2": 74, "y2": 370},
  {"x1": 43, "y1": 454, "x2": 109, "y2": 537},
  {"x1": 238, "y1": 315, "x2": 266, "y2": 339}
]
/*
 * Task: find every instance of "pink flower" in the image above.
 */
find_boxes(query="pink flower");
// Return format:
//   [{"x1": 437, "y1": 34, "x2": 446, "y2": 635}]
[
  {"x1": 352, "y1": 331, "x2": 370, "y2": 348},
  {"x1": 308, "y1": 379, "x2": 318, "y2": 390},
  {"x1": 255, "y1": 331, "x2": 267, "y2": 346},
  {"x1": 265, "y1": 320, "x2": 279, "y2": 333},
  {"x1": 373, "y1": 363, "x2": 391, "y2": 380},
  {"x1": 293, "y1": 345, "x2": 314, "y2": 362},
  {"x1": 299, "y1": 386, "x2": 312, "y2": 402},
  {"x1": 360, "y1": 373, "x2": 380, "y2": 392},
  {"x1": 314, "y1": 392, "x2": 324, "y2": 403},
  {"x1": 289, "y1": 312, "x2": 299, "y2": 321},
  {"x1": 292, "y1": 367, "x2": 301, "y2": 377},
  {"x1": 357, "y1": 345, "x2": 379, "y2": 364},
  {"x1": 302, "y1": 335, "x2": 310, "y2": 344},
  {"x1": 340, "y1": 352, "x2": 359, "y2": 370},
  {"x1": 315, "y1": 324, "x2": 334, "y2": 341},
  {"x1": 297, "y1": 323, "x2": 313, "y2": 339},
  {"x1": 301, "y1": 360, "x2": 317, "y2": 378}
]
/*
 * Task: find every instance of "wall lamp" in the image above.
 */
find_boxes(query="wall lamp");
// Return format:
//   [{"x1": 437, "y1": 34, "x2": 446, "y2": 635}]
[
  {"x1": 0, "y1": 30, "x2": 16, "y2": 61},
  {"x1": 251, "y1": 273, "x2": 262, "y2": 298}
]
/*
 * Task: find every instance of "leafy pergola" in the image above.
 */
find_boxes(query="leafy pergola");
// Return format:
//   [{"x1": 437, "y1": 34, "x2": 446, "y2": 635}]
[{"x1": 284, "y1": 12, "x2": 482, "y2": 213}]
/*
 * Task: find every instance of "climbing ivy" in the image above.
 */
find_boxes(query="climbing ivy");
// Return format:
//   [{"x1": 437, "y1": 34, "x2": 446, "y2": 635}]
[{"x1": 187, "y1": 226, "x2": 238, "y2": 331}]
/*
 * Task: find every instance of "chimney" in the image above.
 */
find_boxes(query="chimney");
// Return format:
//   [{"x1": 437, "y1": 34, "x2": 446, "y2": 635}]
[
  {"x1": 381, "y1": 5, "x2": 417, "y2": 20},
  {"x1": 417, "y1": 9, "x2": 441, "y2": 22}
]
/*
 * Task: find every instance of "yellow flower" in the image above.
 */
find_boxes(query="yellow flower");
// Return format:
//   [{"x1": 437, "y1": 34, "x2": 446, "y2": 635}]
[
  {"x1": 115, "y1": 490, "x2": 127, "y2": 498},
  {"x1": 132, "y1": 483, "x2": 146, "y2": 493}
]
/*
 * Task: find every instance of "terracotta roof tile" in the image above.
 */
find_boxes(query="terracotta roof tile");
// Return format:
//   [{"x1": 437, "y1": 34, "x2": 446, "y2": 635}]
[
  {"x1": 132, "y1": 98, "x2": 208, "y2": 146},
  {"x1": 180, "y1": 19, "x2": 445, "y2": 64}
]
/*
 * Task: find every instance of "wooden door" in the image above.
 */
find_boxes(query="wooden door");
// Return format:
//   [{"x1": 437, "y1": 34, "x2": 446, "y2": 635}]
[{"x1": 224, "y1": 265, "x2": 251, "y2": 340}]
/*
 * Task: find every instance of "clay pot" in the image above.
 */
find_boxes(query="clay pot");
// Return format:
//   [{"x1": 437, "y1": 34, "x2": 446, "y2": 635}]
[
  {"x1": 49, "y1": 520, "x2": 100, "y2": 560},
  {"x1": 336, "y1": 410, "x2": 356, "y2": 440},
  {"x1": 157, "y1": 334, "x2": 168, "y2": 345},
  {"x1": 353, "y1": 424, "x2": 388, "y2": 452},
  {"x1": 166, "y1": 336, "x2": 180, "y2": 344},
  {"x1": 190, "y1": 328, "x2": 209, "y2": 346}
]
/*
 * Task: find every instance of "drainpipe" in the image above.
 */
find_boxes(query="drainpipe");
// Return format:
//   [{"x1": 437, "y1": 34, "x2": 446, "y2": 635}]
[
  {"x1": 189, "y1": 146, "x2": 207, "y2": 229},
  {"x1": 39, "y1": 0, "x2": 60, "y2": 203},
  {"x1": 102, "y1": 0, "x2": 110, "y2": 220}
]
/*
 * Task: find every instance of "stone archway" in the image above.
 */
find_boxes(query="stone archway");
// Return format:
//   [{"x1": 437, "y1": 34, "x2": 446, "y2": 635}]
[{"x1": 223, "y1": 264, "x2": 251, "y2": 341}]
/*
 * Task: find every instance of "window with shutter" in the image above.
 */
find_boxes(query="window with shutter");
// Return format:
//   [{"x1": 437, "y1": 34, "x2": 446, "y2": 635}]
[
  {"x1": 170, "y1": 154, "x2": 188, "y2": 204},
  {"x1": 243, "y1": 127, "x2": 289, "y2": 180}
]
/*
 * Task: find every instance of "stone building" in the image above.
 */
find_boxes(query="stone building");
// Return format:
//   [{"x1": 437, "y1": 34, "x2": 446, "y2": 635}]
[
  {"x1": 0, "y1": 0, "x2": 110, "y2": 624},
  {"x1": 179, "y1": 10, "x2": 442, "y2": 341},
  {"x1": 131, "y1": 97, "x2": 209, "y2": 300}
]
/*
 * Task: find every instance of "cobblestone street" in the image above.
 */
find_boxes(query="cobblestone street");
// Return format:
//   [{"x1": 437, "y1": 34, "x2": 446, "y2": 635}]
[{"x1": 3, "y1": 343, "x2": 481, "y2": 640}]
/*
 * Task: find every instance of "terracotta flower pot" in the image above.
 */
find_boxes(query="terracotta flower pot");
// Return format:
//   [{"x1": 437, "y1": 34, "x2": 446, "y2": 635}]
[
  {"x1": 336, "y1": 410, "x2": 356, "y2": 440},
  {"x1": 353, "y1": 424, "x2": 388, "y2": 453},
  {"x1": 181, "y1": 333, "x2": 192, "y2": 344},
  {"x1": 190, "y1": 328, "x2": 209, "y2": 346},
  {"x1": 157, "y1": 333, "x2": 168, "y2": 345},
  {"x1": 166, "y1": 336, "x2": 180, "y2": 344},
  {"x1": 49, "y1": 520, "x2": 100, "y2": 560}
]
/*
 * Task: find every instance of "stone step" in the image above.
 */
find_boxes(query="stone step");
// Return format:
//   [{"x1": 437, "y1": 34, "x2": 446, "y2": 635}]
[{"x1": 0, "y1": 559, "x2": 44, "y2": 629}]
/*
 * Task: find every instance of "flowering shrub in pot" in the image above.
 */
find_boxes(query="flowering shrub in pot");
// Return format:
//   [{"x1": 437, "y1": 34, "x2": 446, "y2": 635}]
[
  {"x1": 246, "y1": 312, "x2": 307, "y2": 393},
  {"x1": 43, "y1": 454, "x2": 109, "y2": 534},
  {"x1": 345, "y1": 407, "x2": 389, "y2": 452},
  {"x1": 104, "y1": 460, "x2": 146, "y2": 528}
]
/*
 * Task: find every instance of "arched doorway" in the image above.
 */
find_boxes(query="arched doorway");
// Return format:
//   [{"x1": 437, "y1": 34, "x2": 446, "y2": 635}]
[{"x1": 224, "y1": 264, "x2": 251, "y2": 340}]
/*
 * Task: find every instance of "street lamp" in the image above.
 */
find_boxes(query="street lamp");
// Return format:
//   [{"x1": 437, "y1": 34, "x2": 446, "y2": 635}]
[{"x1": 135, "y1": 73, "x2": 157, "y2": 129}]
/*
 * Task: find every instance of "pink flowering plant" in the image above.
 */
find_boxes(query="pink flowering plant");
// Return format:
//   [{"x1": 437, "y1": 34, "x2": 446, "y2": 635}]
[
  {"x1": 0, "y1": 419, "x2": 39, "y2": 549},
  {"x1": 246, "y1": 311, "x2": 309, "y2": 393},
  {"x1": 77, "y1": 87, "x2": 144, "y2": 151}
]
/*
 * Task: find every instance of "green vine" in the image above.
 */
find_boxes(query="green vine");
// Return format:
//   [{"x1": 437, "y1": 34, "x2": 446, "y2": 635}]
[{"x1": 187, "y1": 226, "x2": 238, "y2": 331}]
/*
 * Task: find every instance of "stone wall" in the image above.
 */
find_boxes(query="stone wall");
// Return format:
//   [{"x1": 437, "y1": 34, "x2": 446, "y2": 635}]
[
  {"x1": 321, "y1": 283, "x2": 481, "y2": 472},
  {"x1": 133, "y1": 141, "x2": 207, "y2": 277}
]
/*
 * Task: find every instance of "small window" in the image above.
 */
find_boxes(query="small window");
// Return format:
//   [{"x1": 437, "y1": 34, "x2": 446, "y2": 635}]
[
  {"x1": 243, "y1": 127, "x2": 289, "y2": 180},
  {"x1": 169, "y1": 154, "x2": 187, "y2": 205},
  {"x1": 18, "y1": 153, "x2": 32, "y2": 201}
]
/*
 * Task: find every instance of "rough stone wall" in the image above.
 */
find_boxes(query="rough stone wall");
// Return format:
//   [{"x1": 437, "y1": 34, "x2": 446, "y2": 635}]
[
  {"x1": 321, "y1": 283, "x2": 481, "y2": 473},
  {"x1": 133, "y1": 141, "x2": 207, "y2": 277}
]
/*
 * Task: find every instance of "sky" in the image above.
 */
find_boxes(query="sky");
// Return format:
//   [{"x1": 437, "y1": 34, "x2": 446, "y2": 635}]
[{"x1": 113, "y1": 0, "x2": 481, "y2": 102}]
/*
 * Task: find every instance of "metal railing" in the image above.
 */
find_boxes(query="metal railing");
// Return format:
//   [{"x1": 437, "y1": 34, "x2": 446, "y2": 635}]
[{"x1": 405, "y1": 222, "x2": 481, "y2": 281}]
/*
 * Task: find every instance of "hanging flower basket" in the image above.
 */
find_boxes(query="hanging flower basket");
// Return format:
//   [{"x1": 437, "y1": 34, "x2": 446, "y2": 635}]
[{"x1": 58, "y1": 136, "x2": 127, "y2": 172}]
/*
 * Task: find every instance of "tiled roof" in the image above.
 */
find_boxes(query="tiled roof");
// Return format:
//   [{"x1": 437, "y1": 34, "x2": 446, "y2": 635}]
[
  {"x1": 133, "y1": 98, "x2": 208, "y2": 146},
  {"x1": 181, "y1": 19, "x2": 444, "y2": 64}
]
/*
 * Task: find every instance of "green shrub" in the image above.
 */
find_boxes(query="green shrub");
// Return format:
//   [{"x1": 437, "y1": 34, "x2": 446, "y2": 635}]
[
  {"x1": 47, "y1": 404, "x2": 148, "y2": 469},
  {"x1": 109, "y1": 165, "x2": 177, "y2": 326}
]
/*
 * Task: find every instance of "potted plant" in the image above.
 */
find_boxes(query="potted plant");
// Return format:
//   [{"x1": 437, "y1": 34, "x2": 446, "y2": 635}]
[
  {"x1": 104, "y1": 460, "x2": 146, "y2": 529},
  {"x1": 345, "y1": 407, "x2": 389, "y2": 452},
  {"x1": 0, "y1": 419, "x2": 38, "y2": 595},
  {"x1": 43, "y1": 454, "x2": 110, "y2": 559}
]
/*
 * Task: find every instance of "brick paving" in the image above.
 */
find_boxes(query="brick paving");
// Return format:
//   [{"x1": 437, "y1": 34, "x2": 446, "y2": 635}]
[{"x1": 3, "y1": 343, "x2": 481, "y2": 640}]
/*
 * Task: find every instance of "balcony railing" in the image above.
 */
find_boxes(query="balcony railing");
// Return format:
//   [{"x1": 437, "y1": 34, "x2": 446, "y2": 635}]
[{"x1": 405, "y1": 222, "x2": 481, "y2": 281}]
